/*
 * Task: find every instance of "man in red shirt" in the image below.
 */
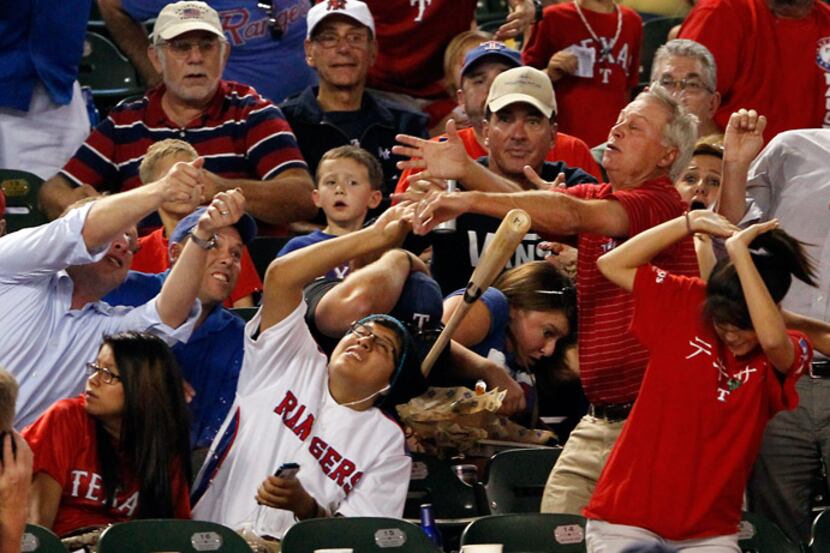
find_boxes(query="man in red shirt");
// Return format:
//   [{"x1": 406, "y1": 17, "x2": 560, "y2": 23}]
[
  {"x1": 679, "y1": 0, "x2": 830, "y2": 142},
  {"x1": 394, "y1": 41, "x2": 602, "y2": 197},
  {"x1": 395, "y1": 85, "x2": 700, "y2": 515}
]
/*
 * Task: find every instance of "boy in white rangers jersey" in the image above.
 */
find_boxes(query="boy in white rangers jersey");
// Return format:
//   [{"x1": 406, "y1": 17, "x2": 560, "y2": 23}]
[{"x1": 191, "y1": 204, "x2": 418, "y2": 539}]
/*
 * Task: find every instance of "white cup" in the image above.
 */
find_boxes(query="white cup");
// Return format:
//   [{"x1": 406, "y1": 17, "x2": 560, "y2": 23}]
[
  {"x1": 460, "y1": 545, "x2": 503, "y2": 553},
  {"x1": 314, "y1": 549, "x2": 353, "y2": 553}
]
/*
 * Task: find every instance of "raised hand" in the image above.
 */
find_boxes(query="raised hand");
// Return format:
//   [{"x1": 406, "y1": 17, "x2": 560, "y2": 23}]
[
  {"x1": 394, "y1": 119, "x2": 472, "y2": 182},
  {"x1": 372, "y1": 201, "x2": 415, "y2": 243},
  {"x1": 412, "y1": 190, "x2": 470, "y2": 236},
  {"x1": 523, "y1": 165, "x2": 566, "y2": 191},
  {"x1": 155, "y1": 157, "x2": 206, "y2": 206},
  {"x1": 546, "y1": 50, "x2": 579, "y2": 82},
  {"x1": 495, "y1": 0, "x2": 535, "y2": 40},
  {"x1": 725, "y1": 219, "x2": 780, "y2": 253},
  {"x1": 195, "y1": 188, "x2": 246, "y2": 236},
  {"x1": 391, "y1": 177, "x2": 450, "y2": 204},
  {"x1": 723, "y1": 109, "x2": 767, "y2": 164},
  {"x1": 688, "y1": 209, "x2": 740, "y2": 238}
]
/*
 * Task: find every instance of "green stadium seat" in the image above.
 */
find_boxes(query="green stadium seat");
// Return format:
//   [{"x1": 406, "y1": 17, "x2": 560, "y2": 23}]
[
  {"x1": 96, "y1": 519, "x2": 253, "y2": 553},
  {"x1": 0, "y1": 169, "x2": 46, "y2": 233},
  {"x1": 461, "y1": 513, "x2": 587, "y2": 552},
  {"x1": 281, "y1": 516, "x2": 442, "y2": 553}
]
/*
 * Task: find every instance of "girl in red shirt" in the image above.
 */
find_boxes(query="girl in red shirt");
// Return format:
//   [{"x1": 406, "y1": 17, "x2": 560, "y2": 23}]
[{"x1": 25, "y1": 332, "x2": 192, "y2": 536}]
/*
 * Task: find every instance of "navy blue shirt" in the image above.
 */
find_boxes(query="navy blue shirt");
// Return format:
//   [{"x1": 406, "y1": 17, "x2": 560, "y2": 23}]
[{"x1": 105, "y1": 271, "x2": 245, "y2": 449}]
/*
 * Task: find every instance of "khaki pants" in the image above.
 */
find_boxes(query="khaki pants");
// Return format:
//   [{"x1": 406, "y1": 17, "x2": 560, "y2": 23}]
[
  {"x1": 586, "y1": 519, "x2": 740, "y2": 553},
  {"x1": 540, "y1": 415, "x2": 626, "y2": 514}
]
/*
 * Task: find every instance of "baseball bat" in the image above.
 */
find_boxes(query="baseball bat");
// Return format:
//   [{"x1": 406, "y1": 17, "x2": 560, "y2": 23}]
[{"x1": 420, "y1": 208, "x2": 532, "y2": 377}]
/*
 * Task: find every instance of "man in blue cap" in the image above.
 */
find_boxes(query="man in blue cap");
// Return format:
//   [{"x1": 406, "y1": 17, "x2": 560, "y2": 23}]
[{"x1": 105, "y1": 206, "x2": 257, "y2": 451}]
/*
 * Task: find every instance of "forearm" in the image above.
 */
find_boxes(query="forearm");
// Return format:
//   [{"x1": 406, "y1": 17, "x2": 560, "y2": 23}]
[
  {"x1": 97, "y1": 0, "x2": 161, "y2": 87},
  {"x1": 39, "y1": 175, "x2": 100, "y2": 221},
  {"x1": 462, "y1": 190, "x2": 581, "y2": 235},
  {"x1": 210, "y1": 172, "x2": 317, "y2": 224},
  {"x1": 449, "y1": 341, "x2": 499, "y2": 380},
  {"x1": 783, "y1": 310, "x2": 830, "y2": 357},
  {"x1": 157, "y1": 239, "x2": 205, "y2": 328},
  {"x1": 718, "y1": 160, "x2": 752, "y2": 224},
  {"x1": 82, "y1": 181, "x2": 166, "y2": 250}
]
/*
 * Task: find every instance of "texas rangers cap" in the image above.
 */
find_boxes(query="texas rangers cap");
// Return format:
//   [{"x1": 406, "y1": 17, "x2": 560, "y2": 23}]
[
  {"x1": 152, "y1": 1, "x2": 225, "y2": 45},
  {"x1": 307, "y1": 0, "x2": 375, "y2": 39},
  {"x1": 486, "y1": 66, "x2": 557, "y2": 118},
  {"x1": 170, "y1": 207, "x2": 257, "y2": 247},
  {"x1": 461, "y1": 41, "x2": 522, "y2": 79}
]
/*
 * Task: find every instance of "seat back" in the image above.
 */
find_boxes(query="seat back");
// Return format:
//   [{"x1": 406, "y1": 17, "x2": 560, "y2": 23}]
[
  {"x1": 461, "y1": 513, "x2": 586, "y2": 552},
  {"x1": 230, "y1": 307, "x2": 259, "y2": 322},
  {"x1": 479, "y1": 447, "x2": 562, "y2": 515},
  {"x1": 0, "y1": 169, "x2": 46, "y2": 233},
  {"x1": 281, "y1": 517, "x2": 441, "y2": 553},
  {"x1": 248, "y1": 236, "x2": 290, "y2": 280},
  {"x1": 78, "y1": 32, "x2": 142, "y2": 99},
  {"x1": 20, "y1": 525, "x2": 67, "y2": 553},
  {"x1": 738, "y1": 511, "x2": 801, "y2": 553},
  {"x1": 96, "y1": 519, "x2": 253, "y2": 553},
  {"x1": 404, "y1": 453, "x2": 480, "y2": 521},
  {"x1": 639, "y1": 16, "x2": 685, "y2": 84}
]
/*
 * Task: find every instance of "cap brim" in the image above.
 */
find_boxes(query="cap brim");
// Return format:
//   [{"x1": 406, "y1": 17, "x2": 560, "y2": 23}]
[
  {"x1": 461, "y1": 52, "x2": 521, "y2": 79},
  {"x1": 306, "y1": 14, "x2": 375, "y2": 39},
  {"x1": 488, "y1": 93, "x2": 553, "y2": 119},
  {"x1": 156, "y1": 21, "x2": 225, "y2": 43}
]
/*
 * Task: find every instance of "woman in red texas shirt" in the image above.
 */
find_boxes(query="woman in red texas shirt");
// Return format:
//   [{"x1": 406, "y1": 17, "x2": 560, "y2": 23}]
[
  {"x1": 585, "y1": 210, "x2": 815, "y2": 552},
  {"x1": 24, "y1": 332, "x2": 192, "y2": 536}
]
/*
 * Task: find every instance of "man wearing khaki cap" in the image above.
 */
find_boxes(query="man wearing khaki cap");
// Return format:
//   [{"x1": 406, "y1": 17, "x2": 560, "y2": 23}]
[
  {"x1": 395, "y1": 84, "x2": 700, "y2": 514},
  {"x1": 39, "y1": 1, "x2": 316, "y2": 231}
]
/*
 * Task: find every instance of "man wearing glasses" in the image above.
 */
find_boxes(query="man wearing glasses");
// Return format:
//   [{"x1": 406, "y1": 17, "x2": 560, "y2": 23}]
[
  {"x1": 191, "y1": 203, "x2": 421, "y2": 540},
  {"x1": 280, "y1": 0, "x2": 429, "y2": 203},
  {"x1": 39, "y1": 1, "x2": 317, "y2": 233}
]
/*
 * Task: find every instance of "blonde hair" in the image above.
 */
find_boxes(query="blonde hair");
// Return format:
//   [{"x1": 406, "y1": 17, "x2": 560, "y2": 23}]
[
  {"x1": 443, "y1": 30, "x2": 493, "y2": 94},
  {"x1": 139, "y1": 139, "x2": 198, "y2": 184}
]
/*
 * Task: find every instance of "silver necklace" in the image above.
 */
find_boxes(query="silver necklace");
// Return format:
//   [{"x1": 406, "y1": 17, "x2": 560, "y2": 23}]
[{"x1": 573, "y1": 0, "x2": 623, "y2": 61}]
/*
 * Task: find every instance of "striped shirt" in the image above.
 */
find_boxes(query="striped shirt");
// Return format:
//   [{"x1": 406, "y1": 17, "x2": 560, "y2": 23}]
[
  {"x1": 570, "y1": 177, "x2": 699, "y2": 405},
  {"x1": 61, "y1": 81, "x2": 307, "y2": 193}
]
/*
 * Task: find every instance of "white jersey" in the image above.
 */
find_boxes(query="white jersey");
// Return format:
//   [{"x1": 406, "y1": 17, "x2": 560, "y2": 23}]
[{"x1": 191, "y1": 301, "x2": 411, "y2": 538}]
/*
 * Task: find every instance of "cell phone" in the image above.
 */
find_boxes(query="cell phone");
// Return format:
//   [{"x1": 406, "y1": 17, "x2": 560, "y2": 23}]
[{"x1": 274, "y1": 462, "x2": 299, "y2": 479}]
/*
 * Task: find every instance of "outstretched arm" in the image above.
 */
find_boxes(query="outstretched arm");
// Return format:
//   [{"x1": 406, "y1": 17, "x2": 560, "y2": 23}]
[
  {"x1": 598, "y1": 210, "x2": 738, "y2": 292},
  {"x1": 783, "y1": 310, "x2": 830, "y2": 358},
  {"x1": 718, "y1": 109, "x2": 767, "y2": 224},
  {"x1": 260, "y1": 204, "x2": 413, "y2": 333},
  {"x1": 726, "y1": 220, "x2": 794, "y2": 372}
]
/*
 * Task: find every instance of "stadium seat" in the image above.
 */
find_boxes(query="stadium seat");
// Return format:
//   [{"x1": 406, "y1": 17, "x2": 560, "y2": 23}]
[
  {"x1": 477, "y1": 446, "x2": 562, "y2": 515},
  {"x1": 812, "y1": 508, "x2": 830, "y2": 552},
  {"x1": 639, "y1": 16, "x2": 685, "y2": 84},
  {"x1": 248, "y1": 236, "x2": 290, "y2": 280},
  {"x1": 738, "y1": 511, "x2": 801, "y2": 553},
  {"x1": 20, "y1": 524, "x2": 67, "y2": 553},
  {"x1": 281, "y1": 517, "x2": 442, "y2": 553},
  {"x1": 461, "y1": 513, "x2": 587, "y2": 552},
  {"x1": 96, "y1": 519, "x2": 253, "y2": 553},
  {"x1": 78, "y1": 32, "x2": 143, "y2": 101},
  {"x1": 0, "y1": 169, "x2": 46, "y2": 233},
  {"x1": 231, "y1": 307, "x2": 258, "y2": 322}
]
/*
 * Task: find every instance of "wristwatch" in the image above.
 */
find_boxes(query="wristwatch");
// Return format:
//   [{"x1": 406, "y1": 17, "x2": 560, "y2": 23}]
[{"x1": 189, "y1": 228, "x2": 217, "y2": 250}]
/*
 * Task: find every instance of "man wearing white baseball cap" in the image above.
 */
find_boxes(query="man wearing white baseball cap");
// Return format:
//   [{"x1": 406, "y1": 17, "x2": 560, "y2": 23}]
[
  {"x1": 40, "y1": 0, "x2": 317, "y2": 232},
  {"x1": 280, "y1": 0, "x2": 428, "y2": 203}
]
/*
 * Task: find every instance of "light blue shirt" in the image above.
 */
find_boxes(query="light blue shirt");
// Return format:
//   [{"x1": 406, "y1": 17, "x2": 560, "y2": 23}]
[{"x1": 0, "y1": 203, "x2": 199, "y2": 427}]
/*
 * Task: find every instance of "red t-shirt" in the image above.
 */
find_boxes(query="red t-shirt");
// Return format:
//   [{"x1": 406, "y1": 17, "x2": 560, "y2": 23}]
[
  {"x1": 585, "y1": 266, "x2": 810, "y2": 540},
  {"x1": 523, "y1": 2, "x2": 642, "y2": 147},
  {"x1": 569, "y1": 178, "x2": 699, "y2": 405},
  {"x1": 132, "y1": 227, "x2": 262, "y2": 307},
  {"x1": 23, "y1": 397, "x2": 191, "y2": 537},
  {"x1": 364, "y1": 0, "x2": 478, "y2": 99},
  {"x1": 680, "y1": 0, "x2": 830, "y2": 142},
  {"x1": 393, "y1": 126, "x2": 603, "y2": 194}
]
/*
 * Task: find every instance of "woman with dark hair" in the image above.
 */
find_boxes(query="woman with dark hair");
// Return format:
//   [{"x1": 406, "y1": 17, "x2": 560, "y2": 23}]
[
  {"x1": 24, "y1": 331, "x2": 192, "y2": 536},
  {"x1": 443, "y1": 261, "x2": 577, "y2": 425},
  {"x1": 583, "y1": 210, "x2": 815, "y2": 552}
]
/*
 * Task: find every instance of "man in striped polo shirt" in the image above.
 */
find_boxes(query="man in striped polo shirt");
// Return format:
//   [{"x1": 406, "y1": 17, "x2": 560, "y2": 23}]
[
  {"x1": 397, "y1": 85, "x2": 700, "y2": 515},
  {"x1": 39, "y1": 1, "x2": 317, "y2": 231}
]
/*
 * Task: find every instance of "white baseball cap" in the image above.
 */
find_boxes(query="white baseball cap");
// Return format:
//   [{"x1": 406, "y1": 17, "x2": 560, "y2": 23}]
[
  {"x1": 486, "y1": 66, "x2": 557, "y2": 119},
  {"x1": 306, "y1": 0, "x2": 375, "y2": 39},
  {"x1": 152, "y1": 1, "x2": 225, "y2": 45}
]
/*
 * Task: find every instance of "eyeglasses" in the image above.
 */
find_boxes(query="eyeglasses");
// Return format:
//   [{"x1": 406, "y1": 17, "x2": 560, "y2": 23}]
[
  {"x1": 160, "y1": 37, "x2": 224, "y2": 57},
  {"x1": 86, "y1": 362, "x2": 122, "y2": 385},
  {"x1": 348, "y1": 322, "x2": 399, "y2": 359},
  {"x1": 313, "y1": 31, "x2": 370, "y2": 50},
  {"x1": 655, "y1": 76, "x2": 714, "y2": 94}
]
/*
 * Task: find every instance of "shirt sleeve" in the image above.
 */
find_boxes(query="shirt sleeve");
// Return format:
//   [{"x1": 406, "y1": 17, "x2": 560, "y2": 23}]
[
  {"x1": 171, "y1": 459, "x2": 193, "y2": 519},
  {"x1": 0, "y1": 202, "x2": 108, "y2": 283},
  {"x1": 99, "y1": 296, "x2": 200, "y2": 346},
  {"x1": 245, "y1": 102, "x2": 308, "y2": 181},
  {"x1": 610, "y1": 180, "x2": 685, "y2": 237},
  {"x1": 630, "y1": 265, "x2": 704, "y2": 349},
  {"x1": 23, "y1": 400, "x2": 87, "y2": 489},
  {"x1": 60, "y1": 117, "x2": 120, "y2": 191},
  {"x1": 767, "y1": 332, "x2": 811, "y2": 415}
]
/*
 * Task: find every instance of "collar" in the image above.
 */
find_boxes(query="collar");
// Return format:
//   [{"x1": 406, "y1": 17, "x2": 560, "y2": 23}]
[
  {"x1": 290, "y1": 86, "x2": 394, "y2": 126},
  {"x1": 145, "y1": 80, "x2": 230, "y2": 128}
]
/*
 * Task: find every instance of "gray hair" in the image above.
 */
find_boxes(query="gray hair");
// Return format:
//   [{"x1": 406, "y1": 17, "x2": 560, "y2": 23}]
[
  {"x1": 637, "y1": 86, "x2": 699, "y2": 180},
  {"x1": 651, "y1": 39, "x2": 717, "y2": 92}
]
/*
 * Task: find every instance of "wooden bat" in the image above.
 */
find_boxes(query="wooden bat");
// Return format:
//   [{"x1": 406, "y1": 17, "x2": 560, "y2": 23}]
[{"x1": 421, "y1": 208, "x2": 532, "y2": 377}]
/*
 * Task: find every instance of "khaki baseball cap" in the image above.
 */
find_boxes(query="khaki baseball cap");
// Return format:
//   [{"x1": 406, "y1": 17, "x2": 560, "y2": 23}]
[
  {"x1": 486, "y1": 66, "x2": 557, "y2": 118},
  {"x1": 152, "y1": 1, "x2": 225, "y2": 45}
]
